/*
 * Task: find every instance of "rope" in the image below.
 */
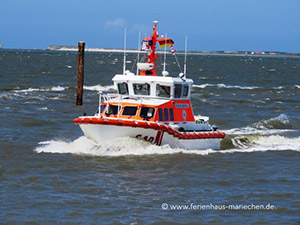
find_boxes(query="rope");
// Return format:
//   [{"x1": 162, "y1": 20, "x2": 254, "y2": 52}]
[{"x1": 173, "y1": 53, "x2": 183, "y2": 73}]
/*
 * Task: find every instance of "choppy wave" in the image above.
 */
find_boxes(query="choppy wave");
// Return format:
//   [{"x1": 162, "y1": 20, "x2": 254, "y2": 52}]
[
  {"x1": 0, "y1": 92, "x2": 46, "y2": 101},
  {"x1": 83, "y1": 85, "x2": 115, "y2": 92},
  {"x1": 225, "y1": 114, "x2": 294, "y2": 135},
  {"x1": 193, "y1": 83, "x2": 259, "y2": 90},
  {"x1": 228, "y1": 135, "x2": 300, "y2": 152},
  {"x1": 193, "y1": 83, "x2": 299, "y2": 90},
  {"x1": 13, "y1": 86, "x2": 66, "y2": 92},
  {"x1": 0, "y1": 86, "x2": 66, "y2": 100}
]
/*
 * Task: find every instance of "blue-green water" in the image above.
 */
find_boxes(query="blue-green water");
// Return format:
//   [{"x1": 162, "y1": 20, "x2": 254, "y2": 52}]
[{"x1": 0, "y1": 50, "x2": 300, "y2": 224}]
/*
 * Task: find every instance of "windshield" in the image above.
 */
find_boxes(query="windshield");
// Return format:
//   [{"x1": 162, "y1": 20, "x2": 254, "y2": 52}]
[
  {"x1": 133, "y1": 83, "x2": 150, "y2": 95},
  {"x1": 156, "y1": 84, "x2": 171, "y2": 98}
]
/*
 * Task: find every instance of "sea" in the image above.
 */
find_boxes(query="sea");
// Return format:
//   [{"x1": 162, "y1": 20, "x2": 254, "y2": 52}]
[{"x1": 0, "y1": 49, "x2": 299, "y2": 224}]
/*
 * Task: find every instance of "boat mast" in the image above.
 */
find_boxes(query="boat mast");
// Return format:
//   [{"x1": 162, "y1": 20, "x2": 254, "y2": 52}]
[
  {"x1": 162, "y1": 33, "x2": 167, "y2": 72},
  {"x1": 184, "y1": 35, "x2": 188, "y2": 76},
  {"x1": 123, "y1": 28, "x2": 127, "y2": 75},
  {"x1": 136, "y1": 32, "x2": 141, "y2": 75},
  {"x1": 145, "y1": 21, "x2": 159, "y2": 76}
]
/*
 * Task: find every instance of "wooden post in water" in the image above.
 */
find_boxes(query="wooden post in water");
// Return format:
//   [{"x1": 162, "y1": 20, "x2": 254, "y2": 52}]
[{"x1": 76, "y1": 41, "x2": 85, "y2": 105}]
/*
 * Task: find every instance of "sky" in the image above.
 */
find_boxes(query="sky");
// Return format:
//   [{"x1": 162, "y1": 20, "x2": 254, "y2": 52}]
[{"x1": 1, "y1": 0, "x2": 300, "y2": 52}]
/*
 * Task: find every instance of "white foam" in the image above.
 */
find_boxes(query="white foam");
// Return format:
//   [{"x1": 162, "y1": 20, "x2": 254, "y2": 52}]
[
  {"x1": 35, "y1": 133, "x2": 300, "y2": 157},
  {"x1": 225, "y1": 127, "x2": 293, "y2": 136},
  {"x1": 193, "y1": 84, "x2": 214, "y2": 89},
  {"x1": 35, "y1": 137, "x2": 98, "y2": 155},
  {"x1": 217, "y1": 84, "x2": 259, "y2": 90},
  {"x1": 37, "y1": 107, "x2": 49, "y2": 111},
  {"x1": 0, "y1": 92, "x2": 46, "y2": 100},
  {"x1": 35, "y1": 136, "x2": 215, "y2": 157},
  {"x1": 227, "y1": 135, "x2": 300, "y2": 153},
  {"x1": 294, "y1": 85, "x2": 300, "y2": 89},
  {"x1": 14, "y1": 87, "x2": 40, "y2": 92},
  {"x1": 225, "y1": 114, "x2": 293, "y2": 135},
  {"x1": 83, "y1": 85, "x2": 115, "y2": 92},
  {"x1": 14, "y1": 86, "x2": 66, "y2": 92},
  {"x1": 193, "y1": 83, "x2": 259, "y2": 90},
  {"x1": 51, "y1": 86, "x2": 66, "y2": 91}
]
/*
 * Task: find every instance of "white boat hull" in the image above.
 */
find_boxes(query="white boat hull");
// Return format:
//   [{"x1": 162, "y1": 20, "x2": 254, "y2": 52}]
[{"x1": 79, "y1": 124, "x2": 221, "y2": 150}]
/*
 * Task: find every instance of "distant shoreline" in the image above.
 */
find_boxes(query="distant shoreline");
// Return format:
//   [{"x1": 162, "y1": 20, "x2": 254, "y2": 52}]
[
  {"x1": 1, "y1": 45, "x2": 300, "y2": 57},
  {"x1": 46, "y1": 45, "x2": 300, "y2": 57}
]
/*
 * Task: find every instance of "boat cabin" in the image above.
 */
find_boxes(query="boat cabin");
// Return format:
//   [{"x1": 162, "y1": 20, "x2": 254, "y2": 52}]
[
  {"x1": 112, "y1": 73, "x2": 193, "y2": 100},
  {"x1": 96, "y1": 73, "x2": 196, "y2": 124}
]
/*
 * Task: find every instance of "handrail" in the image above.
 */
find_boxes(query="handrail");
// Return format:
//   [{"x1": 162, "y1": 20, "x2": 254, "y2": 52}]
[{"x1": 98, "y1": 93, "x2": 102, "y2": 117}]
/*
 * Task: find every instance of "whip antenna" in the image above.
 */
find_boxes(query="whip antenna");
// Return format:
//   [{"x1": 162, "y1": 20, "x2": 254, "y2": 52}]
[
  {"x1": 123, "y1": 28, "x2": 127, "y2": 74},
  {"x1": 184, "y1": 35, "x2": 188, "y2": 76}
]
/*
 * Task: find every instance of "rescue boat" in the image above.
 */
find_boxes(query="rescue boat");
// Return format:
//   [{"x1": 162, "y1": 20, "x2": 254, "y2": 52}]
[{"x1": 74, "y1": 21, "x2": 225, "y2": 150}]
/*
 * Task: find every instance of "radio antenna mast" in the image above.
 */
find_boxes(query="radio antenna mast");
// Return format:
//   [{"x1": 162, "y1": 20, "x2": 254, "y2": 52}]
[
  {"x1": 123, "y1": 28, "x2": 127, "y2": 74},
  {"x1": 184, "y1": 35, "x2": 187, "y2": 76}
]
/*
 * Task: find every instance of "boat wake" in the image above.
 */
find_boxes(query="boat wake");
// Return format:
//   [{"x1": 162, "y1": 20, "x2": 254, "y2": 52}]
[
  {"x1": 225, "y1": 114, "x2": 295, "y2": 135},
  {"x1": 35, "y1": 136, "x2": 206, "y2": 157},
  {"x1": 35, "y1": 114, "x2": 300, "y2": 157},
  {"x1": 34, "y1": 134, "x2": 300, "y2": 157}
]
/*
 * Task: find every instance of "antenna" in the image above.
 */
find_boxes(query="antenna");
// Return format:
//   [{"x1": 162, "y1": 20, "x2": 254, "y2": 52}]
[
  {"x1": 184, "y1": 35, "x2": 187, "y2": 76},
  {"x1": 163, "y1": 33, "x2": 167, "y2": 72},
  {"x1": 123, "y1": 28, "x2": 127, "y2": 75},
  {"x1": 136, "y1": 32, "x2": 141, "y2": 75}
]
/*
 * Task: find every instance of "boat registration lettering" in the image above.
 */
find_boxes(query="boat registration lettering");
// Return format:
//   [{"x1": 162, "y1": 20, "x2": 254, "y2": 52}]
[
  {"x1": 175, "y1": 103, "x2": 189, "y2": 108},
  {"x1": 136, "y1": 134, "x2": 154, "y2": 143}
]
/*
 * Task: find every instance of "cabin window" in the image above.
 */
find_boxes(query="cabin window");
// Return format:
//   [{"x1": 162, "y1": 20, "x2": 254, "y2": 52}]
[
  {"x1": 156, "y1": 84, "x2": 171, "y2": 98},
  {"x1": 158, "y1": 108, "x2": 164, "y2": 121},
  {"x1": 164, "y1": 108, "x2": 169, "y2": 121},
  {"x1": 174, "y1": 84, "x2": 182, "y2": 98},
  {"x1": 100, "y1": 104, "x2": 106, "y2": 114},
  {"x1": 96, "y1": 105, "x2": 107, "y2": 115},
  {"x1": 105, "y1": 105, "x2": 120, "y2": 115},
  {"x1": 182, "y1": 85, "x2": 189, "y2": 97},
  {"x1": 122, "y1": 106, "x2": 137, "y2": 116},
  {"x1": 133, "y1": 83, "x2": 150, "y2": 95},
  {"x1": 169, "y1": 108, "x2": 174, "y2": 121},
  {"x1": 140, "y1": 107, "x2": 155, "y2": 119},
  {"x1": 118, "y1": 82, "x2": 129, "y2": 95}
]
